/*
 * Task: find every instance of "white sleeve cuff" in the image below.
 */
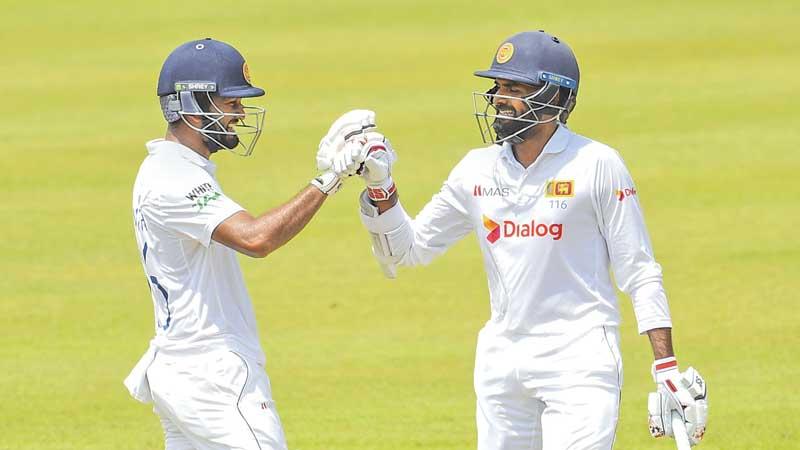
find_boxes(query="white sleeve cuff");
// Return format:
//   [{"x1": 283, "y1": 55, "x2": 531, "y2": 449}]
[
  {"x1": 203, "y1": 205, "x2": 245, "y2": 247},
  {"x1": 360, "y1": 199, "x2": 411, "y2": 233},
  {"x1": 631, "y1": 281, "x2": 673, "y2": 334}
]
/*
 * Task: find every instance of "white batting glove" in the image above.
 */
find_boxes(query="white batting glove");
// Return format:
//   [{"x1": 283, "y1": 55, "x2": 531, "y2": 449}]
[
  {"x1": 317, "y1": 109, "x2": 376, "y2": 171},
  {"x1": 358, "y1": 133, "x2": 397, "y2": 201},
  {"x1": 310, "y1": 171, "x2": 343, "y2": 196},
  {"x1": 648, "y1": 357, "x2": 708, "y2": 446},
  {"x1": 330, "y1": 138, "x2": 369, "y2": 178}
]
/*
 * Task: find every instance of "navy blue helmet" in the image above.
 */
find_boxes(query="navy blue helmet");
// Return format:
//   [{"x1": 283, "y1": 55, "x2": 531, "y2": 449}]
[
  {"x1": 157, "y1": 38, "x2": 266, "y2": 156},
  {"x1": 472, "y1": 31, "x2": 580, "y2": 144}
]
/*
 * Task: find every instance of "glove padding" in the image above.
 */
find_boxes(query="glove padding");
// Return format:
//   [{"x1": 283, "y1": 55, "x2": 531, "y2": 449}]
[
  {"x1": 310, "y1": 172, "x2": 343, "y2": 196},
  {"x1": 358, "y1": 133, "x2": 397, "y2": 201},
  {"x1": 648, "y1": 360, "x2": 708, "y2": 446},
  {"x1": 317, "y1": 109, "x2": 376, "y2": 172}
]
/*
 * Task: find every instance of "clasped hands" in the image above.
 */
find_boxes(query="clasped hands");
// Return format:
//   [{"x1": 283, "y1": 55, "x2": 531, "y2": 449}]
[{"x1": 312, "y1": 110, "x2": 396, "y2": 200}]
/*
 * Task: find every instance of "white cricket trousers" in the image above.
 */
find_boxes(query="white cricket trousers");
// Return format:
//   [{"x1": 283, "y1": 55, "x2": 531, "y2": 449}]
[
  {"x1": 147, "y1": 349, "x2": 288, "y2": 450},
  {"x1": 475, "y1": 325, "x2": 623, "y2": 450}
]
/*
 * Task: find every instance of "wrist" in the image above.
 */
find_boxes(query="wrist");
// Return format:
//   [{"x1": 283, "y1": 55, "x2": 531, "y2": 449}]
[
  {"x1": 366, "y1": 176, "x2": 396, "y2": 201},
  {"x1": 310, "y1": 172, "x2": 343, "y2": 196},
  {"x1": 652, "y1": 356, "x2": 679, "y2": 383}
]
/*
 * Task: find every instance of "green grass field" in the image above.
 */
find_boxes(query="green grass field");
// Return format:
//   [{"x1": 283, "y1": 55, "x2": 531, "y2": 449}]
[{"x1": 2, "y1": 0, "x2": 798, "y2": 449}]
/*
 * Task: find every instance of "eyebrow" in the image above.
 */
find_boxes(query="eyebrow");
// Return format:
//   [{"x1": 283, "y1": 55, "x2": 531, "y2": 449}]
[{"x1": 495, "y1": 80, "x2": 519, "y2": 88}]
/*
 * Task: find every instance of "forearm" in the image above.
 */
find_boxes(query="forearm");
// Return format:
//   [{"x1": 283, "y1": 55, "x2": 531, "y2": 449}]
[
  {"x1": 214, "y1": 186, "x2": 327, "y2": 258},
  {"x1": 375, "y1": 190, "x2": 399, "y2": 214},
  {"x1": 252, "y1": 186, "x2": 327, "y2": 255},
  {"x1": 646, "y1": 327, "x2": 675, "y2": 360}
]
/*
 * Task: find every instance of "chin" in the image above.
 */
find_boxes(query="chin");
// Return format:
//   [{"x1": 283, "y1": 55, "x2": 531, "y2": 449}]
[{"x1": 221, "y1": 136, "x2": 240, "y2": 150}]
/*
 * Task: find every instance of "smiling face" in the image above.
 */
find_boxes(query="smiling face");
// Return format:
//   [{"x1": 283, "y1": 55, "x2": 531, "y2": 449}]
[
  {"x1": 489, "y1": 78, "x2": 565, "y2": 142},
  {"x1": 491, "y1": 79, "x2": 539, "y2": 140},
  {"x1": 193, "y1": 93, "x2": 246, "y2": 150}
]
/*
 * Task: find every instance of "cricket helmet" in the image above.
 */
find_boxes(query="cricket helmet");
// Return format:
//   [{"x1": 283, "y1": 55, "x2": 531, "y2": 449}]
[
  {"x1": 157, "y1": 38, "x2": 266, "y2": 156},
  {"x1": 472, "y1": 30, "x2": 580, "y2": 144}
]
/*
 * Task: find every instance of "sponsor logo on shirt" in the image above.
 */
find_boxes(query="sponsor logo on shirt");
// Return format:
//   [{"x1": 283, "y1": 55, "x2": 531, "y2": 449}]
[
  {"x1": 482, "y1": 214, "x2": 564, "y2": 243},
  {"x1": 185, "y1": 183, "x2": 214, "y2": 201},
  {"x1": 545, "y1": 180, "x2": 574, "y2": 197},
  {"x1": 616, "y1": 187, "x2": 637, "y2": 201},
  {"x1": 185, "y1": 183, "x2": 221, "y2": 210},
  {"x1": 473, "y1": 185, "x2": 511, "y2": 197},
  {"x1": 482, "y1": 215, "x2": 501, "y2": 243}
]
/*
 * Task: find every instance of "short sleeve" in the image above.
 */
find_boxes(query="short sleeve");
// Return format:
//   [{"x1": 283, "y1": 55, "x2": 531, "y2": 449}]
[{"x1": 146, "y1": 172, "x2": 244, "y2": 247}]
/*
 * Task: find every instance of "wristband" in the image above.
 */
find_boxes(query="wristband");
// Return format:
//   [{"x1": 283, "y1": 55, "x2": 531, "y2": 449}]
[
  {"x1": 652, "y1": 356, "x2": 679, "y2": 384},
  {"x1": 366, "y1": 177, "x2": 396, "y2": 201}
]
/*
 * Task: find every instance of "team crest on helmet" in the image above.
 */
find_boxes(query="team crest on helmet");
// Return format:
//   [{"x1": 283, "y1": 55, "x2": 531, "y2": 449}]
[
  {"x1": 496, "y1": 43, "x2": 514, "y2": 64},
  {"x1": 243, "y1": 62, "x2": 252, "y2": 84}
]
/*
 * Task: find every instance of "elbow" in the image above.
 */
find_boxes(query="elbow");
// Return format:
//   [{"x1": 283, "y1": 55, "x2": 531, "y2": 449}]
[
  {"x1": 248, "y1": 248, "x2": 270, "y2": 259},
  {"x1": 240, "y1": 236, "x2": 276, "y2": 259}
]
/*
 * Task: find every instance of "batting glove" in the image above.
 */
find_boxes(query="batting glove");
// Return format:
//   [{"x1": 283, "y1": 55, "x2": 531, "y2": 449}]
[
  {"x1": 310, "y1": 171, "x2": 343, "y2": 196},
  {"x1": 358, "y1": 133, "x2": 397, "y2": 201},
  {"x1": 317, "y1": 109, "x2": 376, "y2": 171},
  {"x1": 648, "y1": 357, "x2": 709, "y2": 446}
]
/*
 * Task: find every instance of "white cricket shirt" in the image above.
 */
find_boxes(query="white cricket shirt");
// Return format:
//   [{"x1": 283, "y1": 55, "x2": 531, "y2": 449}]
[
  {"x1": 131, "y1": 139, "x2": 265, "y2": 363},
  {"x1": 362, "y1": 125, "x2": 672, "y2": 336}
]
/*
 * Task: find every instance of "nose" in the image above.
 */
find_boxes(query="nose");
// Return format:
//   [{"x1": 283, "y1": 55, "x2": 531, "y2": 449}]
[{"x1": 492, "y1": 94, "x2": 508, "y2": 108}]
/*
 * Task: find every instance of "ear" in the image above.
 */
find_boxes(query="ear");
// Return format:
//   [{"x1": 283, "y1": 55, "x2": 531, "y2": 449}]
[
  {"x1": 560, "y1": 96, "x2": 577, "y2": 124},
  {"x1": 183, "y1": 114, "x2": 204, "y2": 127}
]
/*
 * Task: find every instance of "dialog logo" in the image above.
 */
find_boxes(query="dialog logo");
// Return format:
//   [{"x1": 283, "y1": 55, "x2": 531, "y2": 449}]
[
  {"x1": 482, "y1": 215, "x2": 501, "y2": 244},
  {"x1": 482, "y1": 215, "x2": 564, "y2": 243},
  {"x1": 616, "y1": 187, "x2": 637, "y2": 201}
]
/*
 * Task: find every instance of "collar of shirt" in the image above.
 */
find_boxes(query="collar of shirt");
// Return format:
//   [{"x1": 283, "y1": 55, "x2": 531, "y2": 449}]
[
  {"x1": 145, "y1": 139, "x2": 218, "y2": 176},
  {"x1": 499, "y1": 123, "x2": 571, "y2": 170}
]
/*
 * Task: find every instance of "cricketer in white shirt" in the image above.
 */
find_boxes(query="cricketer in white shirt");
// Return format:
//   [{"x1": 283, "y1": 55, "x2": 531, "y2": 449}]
[
  {"x1": 126, "y1": 139, "x2": 286, "y2": 449},
  {"x1": 342, "y1": 30, "x2": 707, "y2": 450},
  {"x1": 360, "y1": 124, "x2": 670, "y2": 448},
  {"x1": 126, "y1": 38, "x2": 366, "y2": 450}
]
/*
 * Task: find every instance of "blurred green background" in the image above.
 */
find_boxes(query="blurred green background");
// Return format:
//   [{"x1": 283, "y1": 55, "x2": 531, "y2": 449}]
[{"x1": 1, "y1": 0, "x2": 798, "y2": 449}]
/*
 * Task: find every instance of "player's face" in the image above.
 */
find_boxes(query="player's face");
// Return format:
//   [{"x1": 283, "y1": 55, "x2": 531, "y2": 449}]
[
  {"x1": 209, "y1": 95, "x2": 245, "y2": 149},
  {"x1": 491, "y1": 79, "x2": 541, "y2": 141}
]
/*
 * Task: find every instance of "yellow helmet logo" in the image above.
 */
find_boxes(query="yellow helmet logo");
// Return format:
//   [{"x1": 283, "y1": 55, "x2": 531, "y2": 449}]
[
  {"x1": 496, "y1": 43, "x2": 514, "y2": 64},
  {"x1": 243, "y1": 62, "x2": 252, "y2": 84}
]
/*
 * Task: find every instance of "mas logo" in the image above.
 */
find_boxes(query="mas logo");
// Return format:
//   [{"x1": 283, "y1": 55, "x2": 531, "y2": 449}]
[
  {"x1": 616, "y1": 187, "x2": 637, "y2": 201},
  {"x1": 496, "y1": 43, "x2": 514, "y2": 64},
  {"x1": 545, "y1": 180, "x2": 574, "y2": 197},
  {"x1": 473, "y1": 185, "x2": 510, "y2": 197},
  {"x1": 482, "y1": 214, "x2": 563, "y2": 243}
]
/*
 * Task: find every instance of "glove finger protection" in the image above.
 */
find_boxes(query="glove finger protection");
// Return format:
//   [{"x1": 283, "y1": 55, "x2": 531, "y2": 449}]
[{"x1": 317, "y1": 109, "x2": 376, "y2": 171}]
